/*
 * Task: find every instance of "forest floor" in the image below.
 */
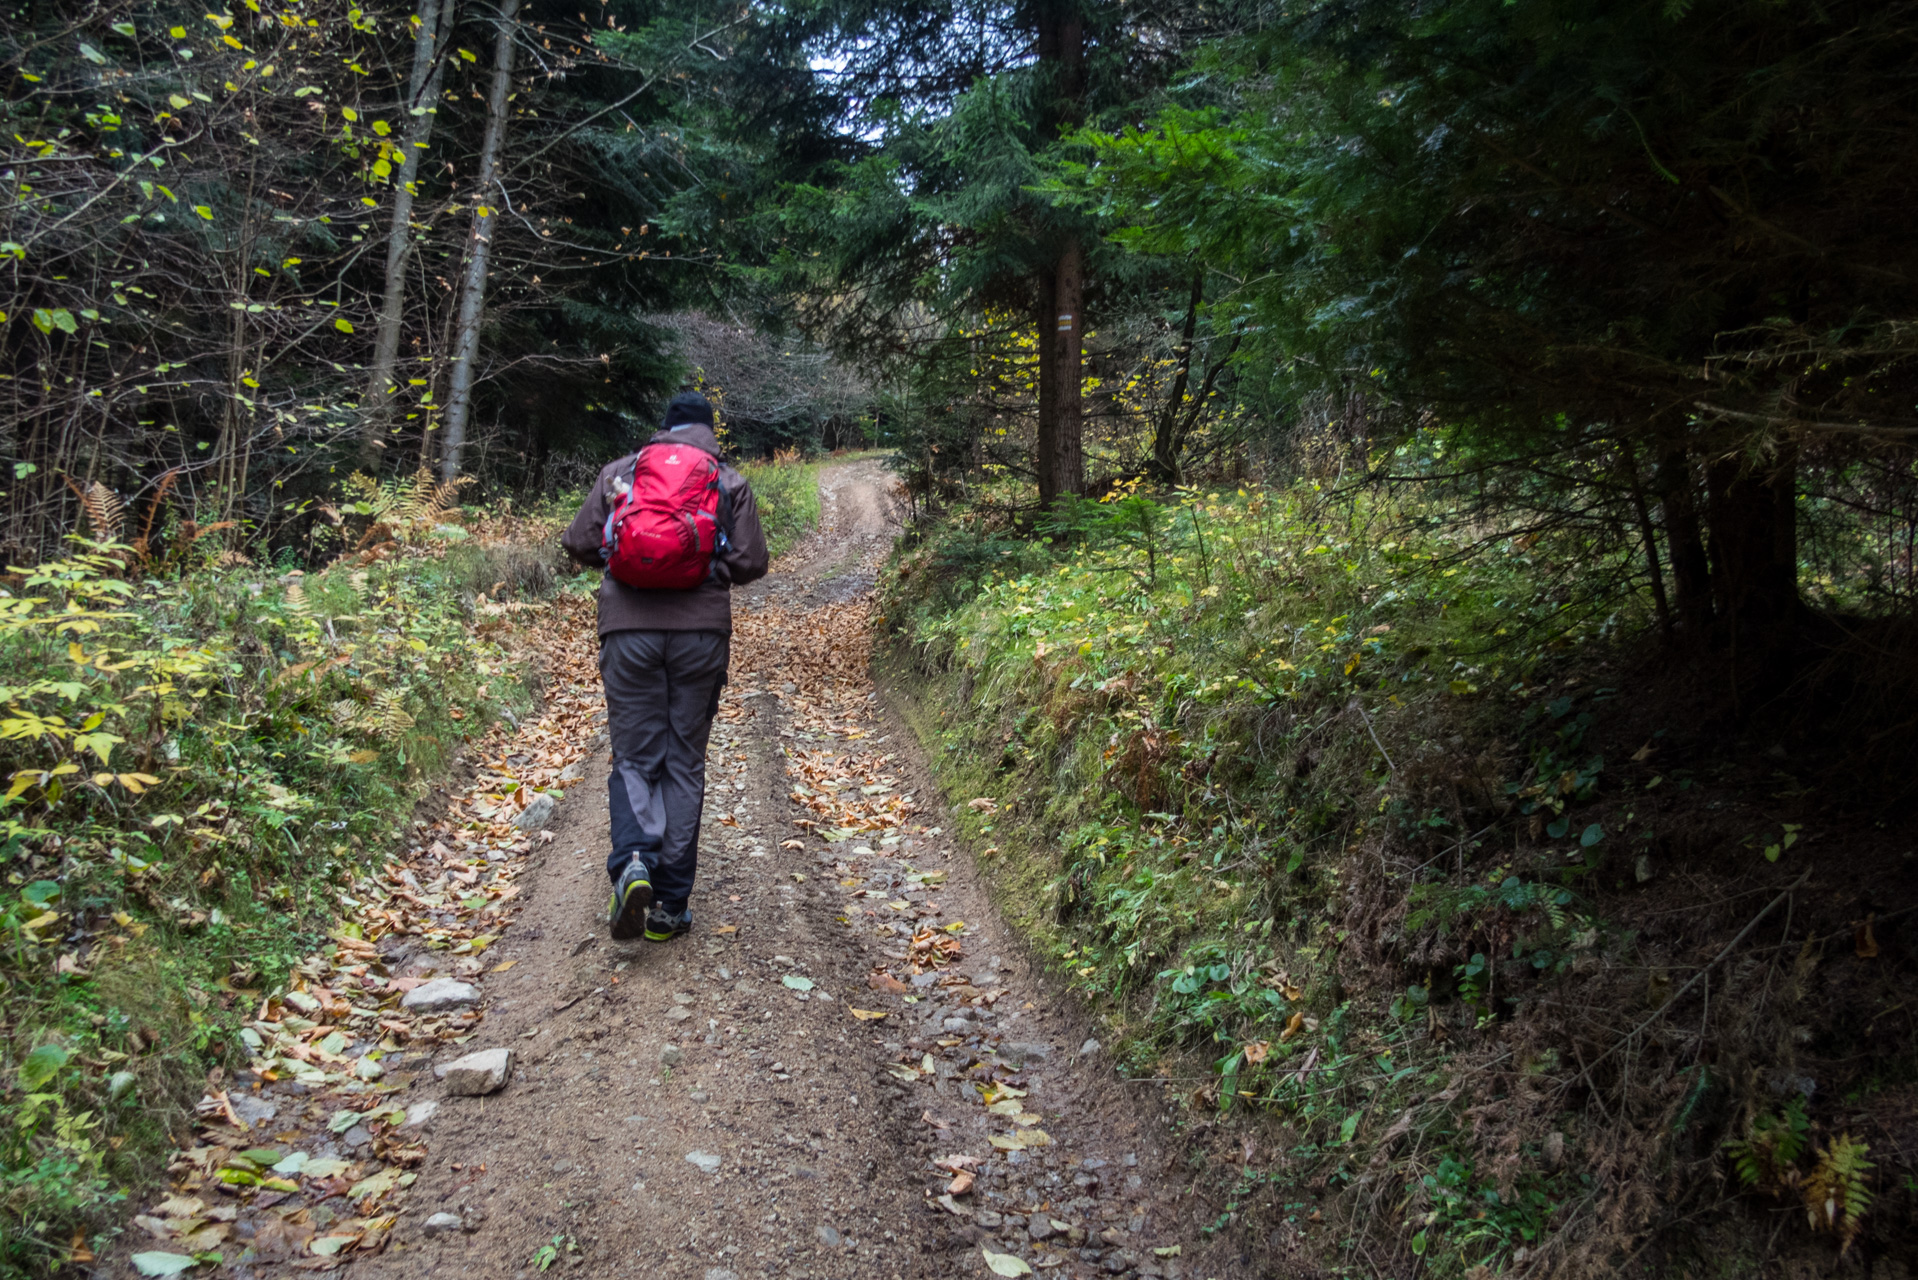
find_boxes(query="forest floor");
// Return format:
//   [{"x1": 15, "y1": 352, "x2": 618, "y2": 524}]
[{"x1": 114, "y1": 459, "x2": 1257, "y2": 1280}]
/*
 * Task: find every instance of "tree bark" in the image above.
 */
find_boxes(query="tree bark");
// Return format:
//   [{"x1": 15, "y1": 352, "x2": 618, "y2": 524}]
[
  {"x1": 1033, "y1": 3, "x2": 1085, "y2": 507},
  {"x1": 440, "y1": 0, "x2": 519, "y2": 482},
  {"x1": 1149, "y1": 274, "x2": 1203, "y2": 484},
  {"x1": 1705, "y1": 451, "x2": 1800, "y2": 641},
  {"x1": 360, "y1": 0, "x2": 454, "y2": 472},
  {"x1": 1656, "y1": 449, "x2": 1714, "y2": 635},
  {"x1": 1038, "y1": 235, "x2": 1087, "y2": 505}
]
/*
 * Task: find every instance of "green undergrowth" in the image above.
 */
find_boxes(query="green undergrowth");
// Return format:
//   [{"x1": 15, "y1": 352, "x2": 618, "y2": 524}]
[
  {"x1": 0, "y1": 534, "x2": 558, "y2": 1275},
  {"x1": 738, "y1": 457, "x2": 823, "y2": 559},
  {"x1": 879, "y1": 478, "x2": 1913, "y2": 1276}
]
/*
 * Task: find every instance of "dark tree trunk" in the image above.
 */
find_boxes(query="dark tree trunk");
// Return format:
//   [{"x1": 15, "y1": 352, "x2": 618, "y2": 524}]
[
  {"x1": 1033, "y1": 3, "x2": 1085, "y2": 508},
  {"x1": 1039, "y1": 234, "x2": 1086, "y2": 505},
  {"x1": 1149, "y1": 274, "x2": 1203, "y2": 484},
  {"x1": 1704, "y1": 451, "x2": 1801, "y2": 690},
  {"x1": 1706, "y1": 453, "x2": 1800, "y2": 627},
  {"x1": 1656, "y1": 450, "x2": 1714, "y2": 635}
]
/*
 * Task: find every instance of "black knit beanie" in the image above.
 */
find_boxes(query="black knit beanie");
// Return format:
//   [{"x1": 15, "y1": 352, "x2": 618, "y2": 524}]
[{"x1": 663, "y1": 390, "x2": 715, "y2": 428}]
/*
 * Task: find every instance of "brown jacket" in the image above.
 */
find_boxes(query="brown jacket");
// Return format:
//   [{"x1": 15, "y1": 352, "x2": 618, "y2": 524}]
[{"x1": 560, "y1": 424, "x2": 769, "y2": 636}]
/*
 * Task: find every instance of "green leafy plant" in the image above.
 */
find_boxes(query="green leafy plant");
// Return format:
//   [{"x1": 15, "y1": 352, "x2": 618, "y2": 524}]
[{"x1": 1726, "y1": 1097, "x2": 1811, "y2": 1192}]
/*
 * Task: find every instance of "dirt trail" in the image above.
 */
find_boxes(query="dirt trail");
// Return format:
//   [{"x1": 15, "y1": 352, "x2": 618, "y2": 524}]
[{"x1": 345, "y1": 458, "x2": 1252, "y2": 1280}]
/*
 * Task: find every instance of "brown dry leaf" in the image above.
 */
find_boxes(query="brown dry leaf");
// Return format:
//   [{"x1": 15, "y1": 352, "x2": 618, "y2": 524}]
[
  {"x1": 1278, "y1": 1011, "x2": 1306, "y2": 1042},
  {"x1": 1243, "y1": 1041, "x2": 1271, "y2": 1066},
  {"x1": 849, "y1": 1008, "x2": 889, "y2": 1021},
  {"x1": 948, "y1": 1170, "x2": 975, "y2": 1195},
  {"x1": 867, "y1": 970, "x2": 910, "y2": 994},
  {"x1": 1855, "y1": 914, "x2": 1879, "y2": 958}
]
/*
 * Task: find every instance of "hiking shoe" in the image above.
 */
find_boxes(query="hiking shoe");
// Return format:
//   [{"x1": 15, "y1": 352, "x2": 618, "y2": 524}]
[
  {"x1": 608, "y1": 857, "x2": 653, "y2": 941},
  {"x1": 643, "y1": 905, "x2": 692, "y2": 943}
]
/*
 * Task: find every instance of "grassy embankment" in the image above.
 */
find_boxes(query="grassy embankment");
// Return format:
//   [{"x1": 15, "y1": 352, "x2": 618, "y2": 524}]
[
  {"x1": 738, "y1": 455, "x2": 823, "y2": 559},
  {"x1": 0, "y1": 481, "x2": 562, "y2": 1276},
  {"x1": 880, "y1": 476, "x2": 1912, "y2": 1277}
]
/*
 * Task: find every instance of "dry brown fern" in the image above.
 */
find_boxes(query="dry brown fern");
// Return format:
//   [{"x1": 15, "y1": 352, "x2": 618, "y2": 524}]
[{"x1": 65, "y1": 478, "x2": 125, "y2": 540}]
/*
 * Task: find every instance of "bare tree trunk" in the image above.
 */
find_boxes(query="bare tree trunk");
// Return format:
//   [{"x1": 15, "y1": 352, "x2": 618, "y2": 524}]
[
  {"x1": 1705, "y1": 449, "x2": 1800, "y2": 688},
  {"x1": 1033, "y1": 3, "x2": 1086, "y2": 508},
  {"x1": 1657, "y1": 449, "x2": 1714, "y2": 635},
  {"x1": 440, "y1": 0, "x2": 518, "y2": 482},
  {"x1": 1040, "y1": 233, "x2": 1085, "y2": 504},
  {"x1": 1150, "y1": 274, "x2": 1203, "y2": 484},
  {"x1": 361, "y1": 0, "x2": 454, "y2": 472}
]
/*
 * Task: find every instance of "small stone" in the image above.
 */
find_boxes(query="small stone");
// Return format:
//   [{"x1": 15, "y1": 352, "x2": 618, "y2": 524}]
[
  {"x1": 1002, "y1": 1041, "x2": 1051, "y2": 1063},
  {"x1": 403, "y1": 977, "x2": 482, "y2": 1013},
  {"x1": 704, "y1": 1270, "x2": 740, "y2": 1280},
  {"x1": 230, "y1": 1094, "x2": 278, "y2": 1126},
  {"x1": 557, "y1": 762, "x2": 585, "y2": 783},
  {"x1": 942, "y1": 1017, "x2": 973, "y2": 1034},
  {"x1": 514, "y1": 792, "x2": 558, "y2": 831},
  {"x1": 441, "y1": 1047, "x2": 513, "y2": 1096},
  {"x1": 975, "y1": 1211, "x2": 1004, "y2": 1229},
  {"x1": 1080, "y1": 1038, "x2": 1101, "y2": 1056},
  {"x1": 685, "y1": 1150, "x2": 723, "y2": 1174},
  {"x1": 659, "y1": 1044, "x2": 684, "y2": 1068},
  {"x1": 423, "y1": 1212, "x2": 465, "y2": 1239},
  {"x1": 1104, "y1": 1254, "x2": 1131, "y2": 1274},
  {"x1": 1028, "y1": 1213, "x2": 1057, "y2": 1241},
  {"x1": 672, "y1": 991, "x2": 697, "y2": 1005},
  {"x1": 689, "y1": 1091, "x2": 710, "y2": 1104},
  {"x1": 340, "y1": 1125, "x2": 372, "y2": 1151},
  {"x1": 666, "y1": 1006, "x2": 693, "y2": 1022},
  {"x1": 816, "y1": 1226, "x2": 842, "y2": 1247},
  {"x1": 551, "y1": 1158, "x2": 575, "y2": 1174},
  {"x1": 910, "y1": 972, "x2": 939, "y2": 989}
]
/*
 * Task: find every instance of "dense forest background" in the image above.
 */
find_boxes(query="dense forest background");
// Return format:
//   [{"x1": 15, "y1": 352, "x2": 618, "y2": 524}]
[{"x1": 4, "y1": 1, "x2": 1917, "y2": 1277}]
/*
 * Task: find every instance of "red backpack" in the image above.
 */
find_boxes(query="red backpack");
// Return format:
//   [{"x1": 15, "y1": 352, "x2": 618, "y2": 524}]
[{"x1": 600, "y1": 440, "x2": 729, "y2": 590}]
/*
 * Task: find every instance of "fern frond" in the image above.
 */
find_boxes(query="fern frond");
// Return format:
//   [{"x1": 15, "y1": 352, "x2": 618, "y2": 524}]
[
  {"x1": 372, "y1": 688, "x2": 415, "y2": 737},
  {"x1": 284, "y1": 581, "x2": 308, "y2": 614},
  {"x1": 65, "y1": 478, "x2": 125, "y2": 539},
  {"x1": 1803, "y1": 1133, "x2": 1873, "y2": 1253},
  {"x1": 329, "y1": 699, "x2": 360, "y2": 727},
  {"x1": 342, "y1": 471, "x2": 390, "y2": 514}
]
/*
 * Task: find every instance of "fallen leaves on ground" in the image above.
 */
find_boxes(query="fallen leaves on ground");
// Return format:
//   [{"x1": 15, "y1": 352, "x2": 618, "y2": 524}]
[{"x1": 135, "y1": 588, "x2": 602, "y2": 1268}]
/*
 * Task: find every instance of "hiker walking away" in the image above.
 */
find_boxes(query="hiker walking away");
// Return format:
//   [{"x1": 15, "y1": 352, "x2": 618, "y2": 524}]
[{"x1": 561, "y1": 391, "x2": 769, "y2": 942}]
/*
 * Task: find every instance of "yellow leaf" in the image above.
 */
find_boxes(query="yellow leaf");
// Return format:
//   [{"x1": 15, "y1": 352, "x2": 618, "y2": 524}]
[
  {"x1": 491, "y1": 959, "x2": 518, "y2": 972},
  {"x1": 848, "y1": 1009, "x2": 888, "y2": 1021}
]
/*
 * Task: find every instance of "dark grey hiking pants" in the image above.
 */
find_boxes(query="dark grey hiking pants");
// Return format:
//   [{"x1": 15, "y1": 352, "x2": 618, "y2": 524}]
[{"x1": 599, "y1": 629, "x2": 729, "y2": 912}]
